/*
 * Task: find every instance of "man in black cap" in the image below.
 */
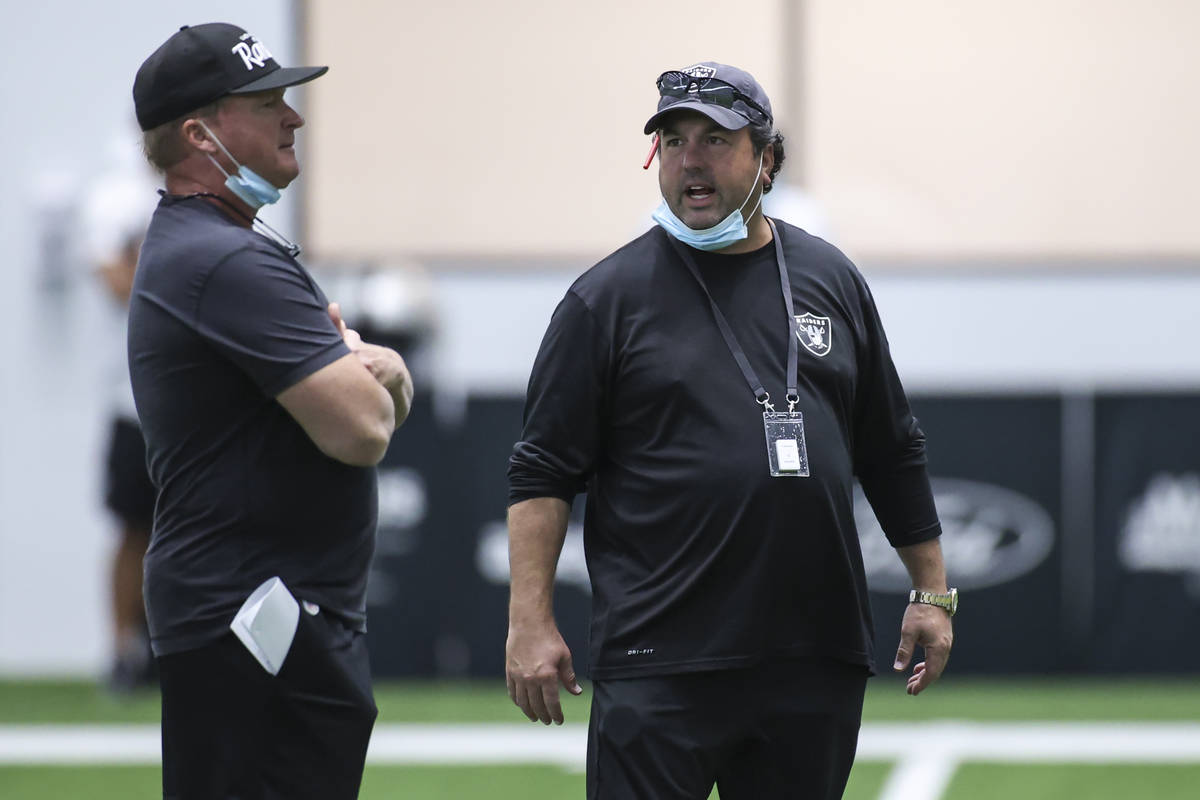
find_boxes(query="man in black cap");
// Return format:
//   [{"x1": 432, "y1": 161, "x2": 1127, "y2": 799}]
[
  {"x1": 506, "y1": 62, "x2": 956, "y2": 799},
  {"x1": 129, "y1": 22, "x2": 412, "y2": 799}
]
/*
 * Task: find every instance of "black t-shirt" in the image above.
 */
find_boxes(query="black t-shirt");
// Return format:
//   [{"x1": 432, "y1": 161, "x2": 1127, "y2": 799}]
[
  {"x1": 128, "y1": 196, "x2": 377, "y2": 656},
  {"x1": 508, "y1": 221, "x2": 941, "y2": 679}
]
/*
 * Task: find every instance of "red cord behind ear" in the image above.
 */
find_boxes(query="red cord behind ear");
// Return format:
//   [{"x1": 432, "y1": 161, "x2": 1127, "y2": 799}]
[{"x1": 642, "y1": 134, "x2": 659, "y2": 170}]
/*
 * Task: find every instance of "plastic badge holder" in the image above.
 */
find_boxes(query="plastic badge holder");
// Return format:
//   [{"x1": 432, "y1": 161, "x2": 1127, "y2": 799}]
[{"x1": 763, "y1": 411, "x2": 810, "y2": 477}]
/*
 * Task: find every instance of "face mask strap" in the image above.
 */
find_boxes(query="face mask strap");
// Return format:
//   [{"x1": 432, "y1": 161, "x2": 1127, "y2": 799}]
[
  {"x1": 196, "y1": 120, "x2": 242, "y2": 177},
  {"x1": 737, "y1": 150, "x2": 766, "y2": 220}
]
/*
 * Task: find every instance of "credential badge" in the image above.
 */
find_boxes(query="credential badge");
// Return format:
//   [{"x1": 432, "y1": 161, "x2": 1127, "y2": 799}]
[{"x1": 795, "y1": 312, "x2": 832, "y2": 358}]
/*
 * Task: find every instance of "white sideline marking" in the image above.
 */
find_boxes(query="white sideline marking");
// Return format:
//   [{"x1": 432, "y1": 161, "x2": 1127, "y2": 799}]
[
  {"x1": 4, "y1": 720, "x2": 1200, "y2": 800},
  {"x1": 5, "y1": 722, "x2": 1200, "y2": 764}
]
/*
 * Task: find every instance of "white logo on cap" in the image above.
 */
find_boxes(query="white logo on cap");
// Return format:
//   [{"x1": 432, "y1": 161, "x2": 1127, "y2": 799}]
[
  {"x1": 683, "y1": 64, "x2": 716, "y2": 80},
  {"x1": 231, "y1": 33, "x2": 273, "y2": 71}
]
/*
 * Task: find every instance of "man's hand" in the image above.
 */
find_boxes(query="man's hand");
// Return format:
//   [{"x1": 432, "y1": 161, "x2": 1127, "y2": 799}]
[
  {"x1": 505, "y1": 618, "x2": 582, "y2": 725},
  {"x1": 328, "y1": 302, "x2": 413, "y2": 426},
  {"x1": 351, "y1": 341, "x2": 409, "y2": 387},
  {"x1": 893, "y1": 602, "x2": 953, "y2": 695},
  {"x1": 327, "y1": 302, "x2": 358, "y2": 345}
]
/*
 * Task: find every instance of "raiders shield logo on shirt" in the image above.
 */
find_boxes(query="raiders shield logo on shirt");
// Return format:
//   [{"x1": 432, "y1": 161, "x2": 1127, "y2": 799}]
[{"x1": 795, "y1": 312, "x2": 832, "y2": 357}]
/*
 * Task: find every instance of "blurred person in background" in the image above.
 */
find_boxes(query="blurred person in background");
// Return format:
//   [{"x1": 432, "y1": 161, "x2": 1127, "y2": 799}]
[
  {"x1": 506, "y1": 62, "x2": 956, "y2": 799},
  {"x1": 81, "y1": 140, "x2": 160, "y2": 695},
  {"x1": 129, "y1": 22, "x2": 412, "y2": 799}
]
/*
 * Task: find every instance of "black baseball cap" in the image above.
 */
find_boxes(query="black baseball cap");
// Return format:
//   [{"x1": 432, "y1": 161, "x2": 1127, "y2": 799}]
[
  {"x1": 643, "y1": 62, "x2": 773, "y2": 135},
  {"x1": 134, "y1": 22, "x2": 328, "y2": 131}
]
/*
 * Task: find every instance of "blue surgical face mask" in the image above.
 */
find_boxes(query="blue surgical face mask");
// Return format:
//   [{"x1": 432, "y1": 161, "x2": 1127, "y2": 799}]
[
  {"x1": 652, "y1": 151, "x2": 765, "y2": 251},
  {"x1": 197, "y1": 120, "x2": 281, "y2": 210}
]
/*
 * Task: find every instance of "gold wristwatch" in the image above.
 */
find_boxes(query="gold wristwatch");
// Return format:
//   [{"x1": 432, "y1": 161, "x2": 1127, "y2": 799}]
[{"x1": 908, "y1": 587, "x2": 958, "y2": 616}]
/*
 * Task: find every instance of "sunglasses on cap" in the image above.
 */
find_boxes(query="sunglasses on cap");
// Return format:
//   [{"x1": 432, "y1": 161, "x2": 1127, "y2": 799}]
[{"x1": 655, "y1": 70, "x2": 771, "y2": 123}]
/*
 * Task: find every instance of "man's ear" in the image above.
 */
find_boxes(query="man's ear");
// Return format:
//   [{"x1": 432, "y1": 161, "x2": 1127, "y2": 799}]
[
  {"x1": 181, "y1": 118, "x2": 216, "y2": 154},
  {"x1": 760, "y1": 139, "x2": 775, "y2": 185}
]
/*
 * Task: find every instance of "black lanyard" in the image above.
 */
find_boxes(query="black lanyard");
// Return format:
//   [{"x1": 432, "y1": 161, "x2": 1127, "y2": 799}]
[
  {"x1": 161, "y1": 191, "x2": 302, "y2": 258},
  {"x1": 666, "y1": 217, "x2": 799, "y2": 412}
]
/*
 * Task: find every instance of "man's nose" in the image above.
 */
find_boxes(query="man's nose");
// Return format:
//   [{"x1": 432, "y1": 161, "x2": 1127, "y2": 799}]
[
  {"x1": 680, "y1": 141, "x2": 706, "y2": 171},
  {"x1": 285, "y1": 103, "x2": 305, "y2": 129}
]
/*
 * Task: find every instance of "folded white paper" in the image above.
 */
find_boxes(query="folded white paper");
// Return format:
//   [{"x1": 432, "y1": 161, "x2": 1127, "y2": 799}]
[{"x1": 230, "y1": 576, "x2": 300, "y2": 675}]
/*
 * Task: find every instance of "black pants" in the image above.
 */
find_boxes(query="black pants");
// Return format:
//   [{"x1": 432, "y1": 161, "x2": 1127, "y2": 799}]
[
  {"x1": 158, "y1": 610, "x2": 377, "y2": 800},
  {"x1": 587, "y1": 658, "x2": 868, "y2": 800}
]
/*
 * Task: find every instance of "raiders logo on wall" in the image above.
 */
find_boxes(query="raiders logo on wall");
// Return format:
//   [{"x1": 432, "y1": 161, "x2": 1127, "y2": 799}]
[{"x1": 795, "y1": 312, "x2": 832, "y2": 357}]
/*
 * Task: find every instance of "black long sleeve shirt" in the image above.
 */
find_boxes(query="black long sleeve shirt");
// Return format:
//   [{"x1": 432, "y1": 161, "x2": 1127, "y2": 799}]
[{"x1": 509, "y1": 221, "x2": 940, "y2": 678}]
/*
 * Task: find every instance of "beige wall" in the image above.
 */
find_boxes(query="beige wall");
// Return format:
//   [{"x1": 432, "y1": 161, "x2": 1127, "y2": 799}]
[
  {"x1": 302, "y1": 0, "x2": 785, "y2": 261},
  {"x1": 302, "y1": 1, "x2": 1199, "y2": 263},
  {"x1": 808, "y1": 0, "x2": 1200, "y2": 259}
]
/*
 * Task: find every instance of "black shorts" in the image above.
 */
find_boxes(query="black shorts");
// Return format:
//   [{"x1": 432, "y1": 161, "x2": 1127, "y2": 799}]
[
  {"x1": 103, "y1": 417, "x2": 155, "y2": 527},
  {"x1": 587, "y1": 658, "x2": 868, "y2": 800},
  {"x1": 158, "y1": 608, "x2": 377, "y2": 800}
]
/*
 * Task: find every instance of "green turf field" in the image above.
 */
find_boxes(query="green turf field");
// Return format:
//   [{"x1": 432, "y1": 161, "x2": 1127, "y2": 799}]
[
  {"x1": 7, "y1": 674, "x2": 1200, "y2": 725},
  {"x1": 0, "y1": 762, "x2": 896, "y2": 800},
  {"x1": 2, "y1": 676, "x2": 1199, "y2": 799}
]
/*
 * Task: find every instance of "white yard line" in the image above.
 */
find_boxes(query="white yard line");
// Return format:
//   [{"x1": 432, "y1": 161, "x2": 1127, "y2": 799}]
[
  {"x1": 862, "y1": 722, "x2": 1200, "y2": 800},
  {"x1": 4, "y1": 720, "x2": 1200, "y2": 800},
  {"x1": 0, "y1": 724, "x2": 590, "y2": 767},
  {"x1": 0, "y1": 725, "x2": 161, "y2": 764},
  {"x1": 860, "y1": 721, "x2": 1200, "y2": 762},
  {"x1": 874, "y1": 747, "x2": 959, "y2": 800},
  {"x1": 367, "y1": 724, "x2": 586, "y2": 769}
]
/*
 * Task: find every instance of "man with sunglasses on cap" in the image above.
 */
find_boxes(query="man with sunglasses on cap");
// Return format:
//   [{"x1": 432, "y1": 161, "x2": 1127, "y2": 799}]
[
  {"x1": 128, "y1": 22, "x2": 412, "y2": 799},
  {"x1": 506, "y1": 62, "x2": 954, "y2": 799}
]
